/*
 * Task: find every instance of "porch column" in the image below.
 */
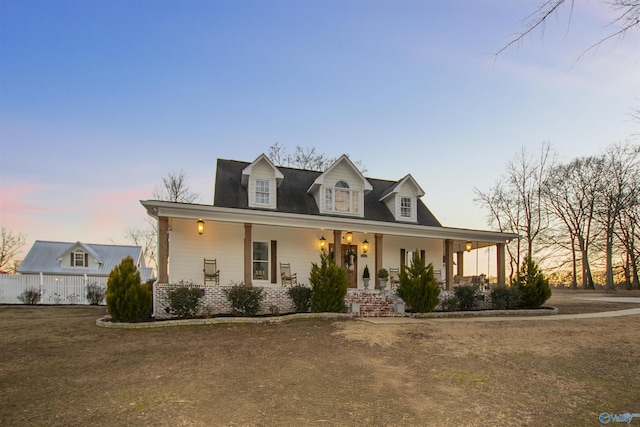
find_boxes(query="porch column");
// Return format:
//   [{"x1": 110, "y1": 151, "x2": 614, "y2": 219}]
[
  {"x1": 375, "y1": 233, "x2": 383, "y2": 289},
  {"x1": 244, "y1": 223, "x2": 252, "y2": 286},
  {"x1": 333, "y1": 230, "x2": 342, "y2": 267},
  {"x1": 497, "y1": 243, "x2": 506, "y2": 285},
  {"x1": 456, "y1": 251, "x2": 464, "y2": 277},
  {"x1": 445, "y1": 239, "x2": 454, "y2": 291},
  {"x1": 158, "y1": 216, "x2": 169, "y2": 283}
]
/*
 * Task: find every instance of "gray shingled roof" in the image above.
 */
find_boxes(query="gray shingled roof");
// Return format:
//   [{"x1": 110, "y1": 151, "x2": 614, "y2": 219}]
[
  {"x1": 17, "y1": 241, "x2": 154, "y2": 282},
  {"x1": 213, "y1": 159, "x2": 442, "y2": 227}
]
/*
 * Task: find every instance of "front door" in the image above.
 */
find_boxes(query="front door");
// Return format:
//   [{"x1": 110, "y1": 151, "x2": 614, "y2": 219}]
[
  {"x1": 343, "y1": 244, "x2": 358, "y2": 288},
  {"x1": 329, "y1": 244, "x2": 358, "y2": 288}
]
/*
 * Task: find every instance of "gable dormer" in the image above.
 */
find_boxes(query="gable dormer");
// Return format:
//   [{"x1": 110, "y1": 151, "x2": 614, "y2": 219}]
[
  {"x1": 242, "y1": 154, "x2": 284, "y2": 210},
  {"x1": 58, "y1": 242, "x2": 102, "y2": 269},
  {"x1": 307, "y1": 154, "x2": 373, "y2": 217},
  {"x1": 379, "y1": 174, "x2": 425, "y2": 222}
]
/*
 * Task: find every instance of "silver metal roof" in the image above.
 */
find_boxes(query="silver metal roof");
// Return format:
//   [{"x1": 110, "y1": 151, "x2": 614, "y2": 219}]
[{"x1": 17, "y1": 240, "x2": 154, "y2": 282}]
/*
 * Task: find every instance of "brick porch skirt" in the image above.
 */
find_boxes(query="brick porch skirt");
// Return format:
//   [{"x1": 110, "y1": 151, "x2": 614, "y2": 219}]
[{"x1": 153, "y1": 283, "x2": 491, "y2": 319}]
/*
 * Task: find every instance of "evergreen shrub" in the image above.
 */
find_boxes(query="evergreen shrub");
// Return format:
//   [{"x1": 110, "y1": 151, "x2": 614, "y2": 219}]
[
  {"x1": 395, "y1": 251, "x2": 440, "y2": 313},
  {"x1": 223, "y1": 282, "x2": 264, "y2": 316},
  {"x1": 513, "y1": 256, "x2": 551, "y2": 308},
  {"x1": 106, "y1": 256, "x2": 152, "y2": 322},
  {"x1": 454, "y1": 284, "x2": 480, "y2": 311},
  {"x1": 288, "y1": 284, "x2": 312, "y2": 312},
  {"x1": 491, "y1": 284, "x2": 522, "y2": 310},
  {"x1": 439, "y1": 294, "x2": 460, "y2": 312},
  {"x1": 310, "y1": 251, "x2": 348, "y2": 313},
  {"x1": 165, "y1": 281, "x2": 204, "y2": 318}
]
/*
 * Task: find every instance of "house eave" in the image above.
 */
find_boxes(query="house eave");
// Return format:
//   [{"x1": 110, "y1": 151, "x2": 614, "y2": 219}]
[{"x1": 140, "y1": 200, "x2": 518, "y2": 244}]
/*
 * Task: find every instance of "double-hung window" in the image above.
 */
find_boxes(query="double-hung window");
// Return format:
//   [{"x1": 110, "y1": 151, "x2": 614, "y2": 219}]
[
  {"x1": 252, "y1": 242, "x2": 269, "y2": 281},
  {"x1": 72, "y1": 250, "x2": 88, "y2": 267},
  {"x1": 325, "y1": 181, "x2": 359, "y2": 214},
  {"x1": 400, "y1": 197, "x2": 412, "y2": 218},
  {"x1": 255, "y1": 180, "x2": 270, "y2": 205}
]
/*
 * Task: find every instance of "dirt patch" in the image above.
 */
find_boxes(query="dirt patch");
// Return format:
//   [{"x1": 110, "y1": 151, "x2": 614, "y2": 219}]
[{"x1": 1, "y1": 292, "x2": 639, "y2": 426}]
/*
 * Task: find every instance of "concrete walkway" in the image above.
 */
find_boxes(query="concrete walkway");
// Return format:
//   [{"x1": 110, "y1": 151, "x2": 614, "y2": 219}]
[{"x1": 358, "y1": 297, "x2": 640, "y2": 324}]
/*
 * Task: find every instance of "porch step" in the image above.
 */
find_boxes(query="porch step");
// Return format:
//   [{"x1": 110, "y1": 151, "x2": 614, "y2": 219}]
[{"x1": 345, "y1": 289, "x2": 405, "y2": 317}]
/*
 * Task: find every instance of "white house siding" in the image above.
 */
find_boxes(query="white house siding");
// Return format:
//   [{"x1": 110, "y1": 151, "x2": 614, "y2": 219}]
[
  {"x1": 251, "y1": 225, "x2": 323, "y2": 286},
  {"x1": 247, "y1": 160, "x2": 277, "y2": 210},
  {"x1": 168, "y1": 218, "x2": 443, "y2": 289},
  {"x1": 382, "y1": 235, "x2": 442, "y2": 272},
  {"x1": 168, "y1": 219, "x2": 245, "y2": 285},
  {"x1": 395, "y1": 181, "x2": 418, "y2": 223},
  {"x1": 319, "y1": 162, "x2": 366, "y2": 215}
]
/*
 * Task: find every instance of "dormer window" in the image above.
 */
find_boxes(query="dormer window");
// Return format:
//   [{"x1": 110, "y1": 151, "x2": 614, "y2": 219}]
[
  {"x1": 400, "y1": 197, "x2": 412, "y2": 218},
  {"x1": 325, "y1": 181, "x2": 360, "y2": 214},
  {"x1": 255, "y1": 180, "x2": 270, "y2": 205},
  {"x1": 72, "y1": 250, "x2": 88, "y2": 267}
]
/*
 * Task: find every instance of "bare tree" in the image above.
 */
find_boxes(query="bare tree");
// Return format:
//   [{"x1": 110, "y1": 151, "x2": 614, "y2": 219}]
[
  {"x1": 596, "y1": 142, "x2": 640, "y2": 290},
  {"x1": 475, "y1": 143, "x2": 554, "y2": 282},
  {"x1": 495, "y1": 0, "x2": 640, "y2": 60},
  {"x1": 0, "y1": 226, "x2": 26, "y2": 272},
  {"x1": 153, "y1": 170, "x2": 199, "y2": 203},
  {"x1": 543, "y1": 156, "x2": 603, "y2": 288},
  {"x1": 124, "y1": 220, "x2": 158, "y2": 274},
  {"x1": 267, "y1": 142, "x2": 367, "y2": 173}
]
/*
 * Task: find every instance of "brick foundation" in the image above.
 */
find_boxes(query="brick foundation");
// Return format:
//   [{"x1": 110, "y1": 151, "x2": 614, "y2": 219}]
[{"x1": 153, "y1": 284, "x2": 493, "y2": 319}]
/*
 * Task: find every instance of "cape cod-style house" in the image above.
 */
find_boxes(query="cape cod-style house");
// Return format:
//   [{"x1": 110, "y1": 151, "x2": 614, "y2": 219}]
[
  {"x1": 141, "y1": 154, "x2": 518, "y2": 306},
  {"x1": 17, "y1": 241, "x2": 154, "y2": 282}
]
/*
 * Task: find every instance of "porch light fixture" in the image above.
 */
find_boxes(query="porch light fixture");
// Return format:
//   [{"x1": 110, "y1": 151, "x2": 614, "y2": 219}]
[
  {"x1": 465, "y1": 241, "x2": 472, "y2": 252},
  {"x1": 319, "y1": 236, "x2": 326, "y2": 250},
  {"x1": 345, "y1": 231, "x2": 353, "y2": 244},
  {"x1": 197, "y1": 219, "x2": 205, "y2": 235},
  {"x1": 362, "y1": 240, "x2": 369, "y2": 254}
]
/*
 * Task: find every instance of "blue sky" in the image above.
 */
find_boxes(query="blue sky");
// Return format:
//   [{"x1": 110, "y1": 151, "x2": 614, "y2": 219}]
[{"x1": 1, "y1": 0, "x2": 639, "y2": 260}]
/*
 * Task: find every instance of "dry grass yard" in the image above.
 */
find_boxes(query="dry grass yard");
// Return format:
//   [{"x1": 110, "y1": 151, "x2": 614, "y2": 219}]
[{"x1": 1, "y1": 289, "x2": 639, "y2": 426}]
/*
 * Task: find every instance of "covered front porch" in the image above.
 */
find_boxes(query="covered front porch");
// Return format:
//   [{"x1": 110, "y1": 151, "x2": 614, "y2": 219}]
[{"x1": 144, "y1": 201, "x2": 517, "y2": 292}]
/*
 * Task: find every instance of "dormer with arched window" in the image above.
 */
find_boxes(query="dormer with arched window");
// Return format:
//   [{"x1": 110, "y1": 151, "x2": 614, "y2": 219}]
[{"x1": 307, "y1": 155, "x2": 372, "y2": 217}]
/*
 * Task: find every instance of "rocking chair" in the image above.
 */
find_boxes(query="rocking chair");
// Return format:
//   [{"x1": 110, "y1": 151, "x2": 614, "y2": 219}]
[
  {"x1": 280, "y1": 263, "x2": 297, "y2": 287},
  {"x1": 203, "y1": 258, "x2": 220, "y2": 285}
]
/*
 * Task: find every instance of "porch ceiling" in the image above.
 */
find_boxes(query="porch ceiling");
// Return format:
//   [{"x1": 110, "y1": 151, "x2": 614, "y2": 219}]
[{"x1": 141, "y1": 200, "x2": 519, "y2": 245}]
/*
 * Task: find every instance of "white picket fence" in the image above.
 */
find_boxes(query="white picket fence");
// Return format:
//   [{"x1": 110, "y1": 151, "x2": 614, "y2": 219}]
[{"x1": 0, "y1": 273, "x2": 108, "y2": 305}]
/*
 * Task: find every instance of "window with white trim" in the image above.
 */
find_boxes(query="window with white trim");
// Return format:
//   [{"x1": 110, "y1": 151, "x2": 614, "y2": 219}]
[
  {"x1": 252, "y1": 242, "x2": 269, "y2": 281},
  {"x1": 255, "y1": 180, "x2": 270, "y2": 205},
  {"x1": 71, "y1": 250, "x2": 88, "y2": 267},
  {"x1": 325, "y1": 181, "x2": 359, "y2": 214},
  {"x1": 400, "y1": 197, "x2": 412, "y2": 218}
]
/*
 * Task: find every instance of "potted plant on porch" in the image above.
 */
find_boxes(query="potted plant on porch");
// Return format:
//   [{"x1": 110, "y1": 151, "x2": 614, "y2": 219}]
[
  {"x1": 377, "y1": 268, "x2": 389, "y2": 292},
  {"x1": 362, "y1": 265, "x2": 370, "y2": 289}
]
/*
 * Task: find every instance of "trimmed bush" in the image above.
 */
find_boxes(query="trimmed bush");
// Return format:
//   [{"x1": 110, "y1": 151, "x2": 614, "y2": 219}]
[
  {"x1": 491, "y1": 284, "x2": 522, "y2": 310},
  {"x1": 165, "y1": 281, "x2": 204, "y2": 318},
  {"x1": 513, "y1": 256, "x2": 551, "y2": 308},
  {"x1": 86, "y1": 282, "x2": 106, "y2": 305},
  {"x1": 396, "y1": 251, "x2": 440, "y2": 313},
  {"x1": 439, "y1": 294, "x2": 460, "y2": 312},
  {"x1": 310, "y1": 251, "x2": 348, "y2": 313},
  {"x1": 106, "y1": 256, "x2": 152, "y2": 322},
  {"x1": 223, "y1": 282, "x2": 264, "y2": 316},
  {"x1": 18, "y1": 288, "x2": 41, "y2": 305},
  {"x1": 288, "y1": 284, "x2": 312, "y2": 312},
  {"x1": 454, "y1": 284, "x2": 480, "y2": 311}
]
